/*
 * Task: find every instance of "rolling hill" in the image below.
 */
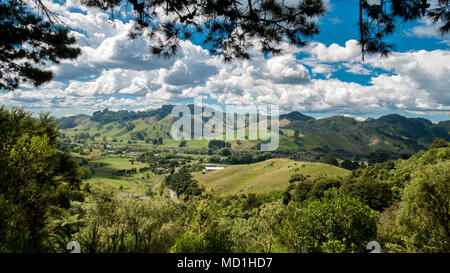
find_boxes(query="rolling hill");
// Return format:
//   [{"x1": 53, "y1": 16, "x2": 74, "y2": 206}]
[
  {"x1": 192, "y1": 158, "x2": 350, "y2": 195},
  {"x1": 281, "y1": 113, "x2": 449, "y2": 156},
  {"x1": 58, "y1": 105, "x2": 450, "y2": 157}
]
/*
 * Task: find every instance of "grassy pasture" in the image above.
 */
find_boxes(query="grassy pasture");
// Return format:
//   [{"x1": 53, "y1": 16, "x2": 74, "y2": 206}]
[
  {"x1": 84, "y1": 157, "x2": 159, "y2": 194},
  {"x1": 193, "y1": 158, "x2": 350, "y2": 195}
]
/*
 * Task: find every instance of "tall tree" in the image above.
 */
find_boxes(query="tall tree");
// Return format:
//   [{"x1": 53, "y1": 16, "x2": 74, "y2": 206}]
[
  {"x1": 82, "y1": 0, "x2": 326, "y2": 61},
  {"x1": 0, "y1": 106, "x2": 82, "y2": 252},
  {"x1": 0, "y1": 0, "x2": 81, "y2": 90}
]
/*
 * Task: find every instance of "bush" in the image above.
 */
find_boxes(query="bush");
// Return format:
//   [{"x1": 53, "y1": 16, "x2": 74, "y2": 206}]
[
  {"x1": 308, "y1": 177, "x2": 341, "y2": 200},
  {"x1": 341, "y1": 178, "x2": 392, "y2": 211},
  {"x1": 430, "y1": 138, "x2": 448, "y2": 149},
  {"x1": 398, "y1": 162, "x2": 450, "y2": 252},
  {"x1": 279, "y1": 189, "x2": 379, "y2": 253},
  {"x1": 172, "y1": 233, "x2": 207, "y2": 253},
  {"x1": 208, "y1": 140, "x2": 229, "y2": 150},
  {"x1": 219, "y1": 148, "x2": 231, "y2": 156},
  {"x1": 321, "y1": 155, "x2": 338, "y2": 166},
  {"x1": 209, "y1": 155, "x2": 221, "y2": 163},
  {"x1": 79, "y1": 166, "x2": 93, "y2": 180},
  {"x1": 340, "y1": 159, "x2": 360, "y2": 170},
  {"x1": 289, "y1": 173, "x2": 307, "y2": 183},
  {"x1": 243, "y1": 193, "x2": 262, "y2": 210},
  {"x1": 294, "y1": 180, "x2": 314, "y2": 202}
]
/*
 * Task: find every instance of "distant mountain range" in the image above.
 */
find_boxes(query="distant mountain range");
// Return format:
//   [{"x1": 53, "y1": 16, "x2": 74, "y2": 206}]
[
  {"x1": 280, "y1": 112, "x2": 449, "y2": 156},
  {"x1": 58, "y1": 105, "x2": 450, "y2": 157}
]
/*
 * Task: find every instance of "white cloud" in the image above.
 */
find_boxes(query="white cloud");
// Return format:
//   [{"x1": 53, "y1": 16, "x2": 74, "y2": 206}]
[
  {"x1": 366, "y1": 49, "x2": 450, "y2": 106},
  {"x1": 411, "y1": 24, "x2": 441, "y2": 38},
  {"x1": 311, "y1": 64, "x2": 336, "y2": 78},
  {"x1": 328, "y1": 17, "x2": 341, "y2": 24},
  {"x1": 305, "y1": 40, "x2": 361, "y2": 62},
  {"x1": 439, "y1": 40, "x2": 450, "y2": 46},
  {"x1": 248, "y1": 55, "x2": 310, "y2": 84},
  {"x1": 343, "y1": 63, "x2": 372, "y2": 75}
]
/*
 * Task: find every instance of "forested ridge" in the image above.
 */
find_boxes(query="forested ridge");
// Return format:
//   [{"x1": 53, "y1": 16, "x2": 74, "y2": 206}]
[{"x1": 58, "y1": 106, "x2": 450, "y2": 158}]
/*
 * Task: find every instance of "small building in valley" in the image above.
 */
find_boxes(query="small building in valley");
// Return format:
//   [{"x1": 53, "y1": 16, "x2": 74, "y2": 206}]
[{"x1": 203, "y1": 166, "x2": 224, "y2": 174}]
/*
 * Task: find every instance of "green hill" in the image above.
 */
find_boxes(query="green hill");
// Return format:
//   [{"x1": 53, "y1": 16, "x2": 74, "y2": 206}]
[
  {"x1": 280, "y1": 111, "x2": 314, "y2": 122},
  {"x1": 193, "y1": 158, "x2": 350, "y2": 195},
  {"x1": 437, "y1": 120, "x2": 450, "y2": 134},
  {"x1": 58, "y1": 105, "x2": 450, "y2": 157},
  {"x1": 285, "y1": 114, "x2": 449, "y2": 156}
]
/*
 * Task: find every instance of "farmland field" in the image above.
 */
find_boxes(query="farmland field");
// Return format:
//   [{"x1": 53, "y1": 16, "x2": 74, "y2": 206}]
[{"x1": 84, "y1": 157, "x2": 161, "y2": 193}]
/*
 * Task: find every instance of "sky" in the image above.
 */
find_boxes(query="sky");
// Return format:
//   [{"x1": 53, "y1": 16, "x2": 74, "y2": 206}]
[{"x1": 1, "y1": 0, "x2": 449, "y2": 122}]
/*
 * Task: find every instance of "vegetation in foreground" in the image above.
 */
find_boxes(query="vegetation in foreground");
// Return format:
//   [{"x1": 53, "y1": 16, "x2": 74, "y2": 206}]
[{"x1": 0, "y1": 107, "x2": 449, "y2": 253}]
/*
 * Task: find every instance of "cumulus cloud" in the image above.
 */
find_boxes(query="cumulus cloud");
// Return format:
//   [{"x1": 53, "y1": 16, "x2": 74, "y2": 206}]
[
  {"x1": 305, "y1": 39, "x2": 361, "y2": 62},
  {"x1": 196, "y1": 46, "x2": 450, "y2": 114},
  {"x1": 247, "y1": 55, "x2": 310, "y2": 84},
  {"x1": 311, "y1": 64, "x2": 336, "y2": 78},
  {"x1": 343, "y1": 63, "x2": 372, "y2": 75},
  {"x1": 162, "y1": 60, "x2": 218, "y2": 87},
  {"x1": 366, "y1": 50, "x2": 450, "y2": 106}
]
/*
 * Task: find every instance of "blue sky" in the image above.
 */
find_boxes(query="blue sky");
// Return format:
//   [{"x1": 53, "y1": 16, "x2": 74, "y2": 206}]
[{"x1": 0, "y1": 0, "x2": 449, "y2": 122}]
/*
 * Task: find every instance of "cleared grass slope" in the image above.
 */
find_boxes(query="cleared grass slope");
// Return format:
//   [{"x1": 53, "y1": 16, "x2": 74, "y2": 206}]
[{"x1": 193, "y1": 158, "x2": 350, "y2": 195}]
